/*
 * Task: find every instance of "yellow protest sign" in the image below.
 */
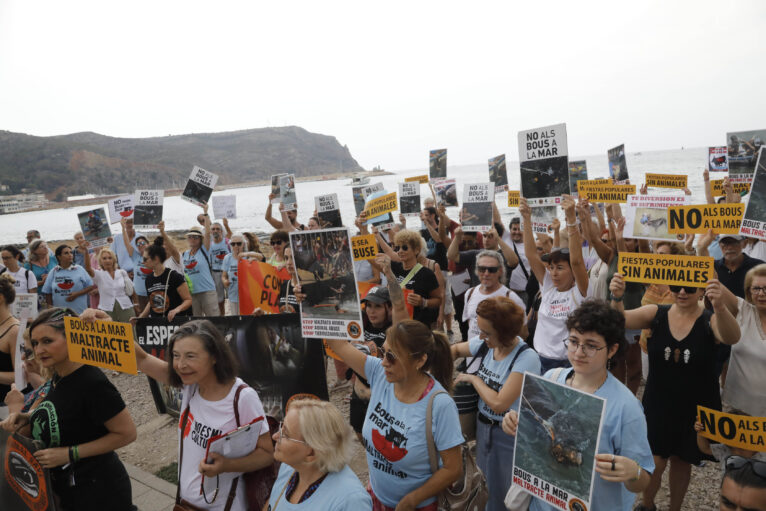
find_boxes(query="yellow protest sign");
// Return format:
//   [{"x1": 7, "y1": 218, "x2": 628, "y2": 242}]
[
  {"x1": 709, "y1": 179, "x2": 752, "y2": 197},
  {"x1": 507, "y1": 190, "x2": 520, "y2": 207},
  {"x1": 645, "y1": 173, "x2": 688, "y2": 189},
  {"x1": 405, "y1": 175, "x2": 429, "y2": 184},
  {"x1": 667, "y1": 203, "x2": 744, "y2": 235},
  {"x1": 577, "y1": 183, "x2": 636, "y2": 203},
  {"x1": 617, "y1": 253, "x2": 714, "y2": 287},
  {"x1": 351, "y1": 234, "x2": 378, "y2": 261},
  {"x1": 363, "y1": 192, "x2": 398, "y2": 218},
  {"x1": 65, "y1": 317, "x2": 137, "y2": 374},
  {"x1": 697, "y1": 405, "x2": 766, "y2": 452}
]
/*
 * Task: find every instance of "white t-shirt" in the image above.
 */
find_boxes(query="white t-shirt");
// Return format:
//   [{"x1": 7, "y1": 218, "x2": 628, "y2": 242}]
[
  {"x1": 587, "y1": 258, "x2": 610, "y2": 301},
  {"x1": 723, "y1": 298, "x2": 766, "y2": 416},
  {"x1": 92, "y1": 269, "x2": 134, "y2": 312},
  {"x1": 6, "y1": 267, "x2": 37, "y2": 293},
  {"x1": 744, "y1": 240, "x2": 766, "y2": 261},
  {"x1": 165, "y1": 257, "x2": 184, "y2": 275},
  {"x1": 179, "y1": 378, "x2": 270, "y2": 511},
  {"x1": 462, "y1": 285, "x2": 525, "y2": 340},
  {"x1": 534, "y1": 272, "x2": 586, "y2": 359}
]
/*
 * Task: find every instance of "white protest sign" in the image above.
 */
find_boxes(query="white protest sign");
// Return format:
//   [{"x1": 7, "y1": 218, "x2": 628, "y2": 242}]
[
  {"x1": 107, "y1": 195, "x2": 134, "y2": 224},
  {"x1": 10, "y1": 293, "x2": 38, "y2": 320},
  {"x1": 133, "y1": 190, "x2": 164, "y2": 229},
  {"x1": 518, "y1": 123, "x2": 569, "y2": 206},
  {"x1": 461, "y1": 183, "x2": 494, "y2": 232},
  {"x1": 623, "y1": 194, "x2": 689, "y2": 242},
  {"x1": 212, "y1": 195, "x2": 237, "y2": 219},
  {"x1": 181, "y1": 166, "x2": 219, "y2": 206},
  {"x1": 398, "y1": 182, "x2": 421, "y2": 217}
]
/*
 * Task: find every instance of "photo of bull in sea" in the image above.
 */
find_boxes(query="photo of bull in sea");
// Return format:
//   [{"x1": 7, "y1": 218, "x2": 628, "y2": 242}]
[{"x1": 520, "y1": 156, "x2": 569, "y2": 201}]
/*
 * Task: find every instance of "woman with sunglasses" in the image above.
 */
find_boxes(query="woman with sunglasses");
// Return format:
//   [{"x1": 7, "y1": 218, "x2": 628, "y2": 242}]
[
  {"x1": 119, "y1": 217, "x2": 151, "y2": 312},
  {"x1": 267, "y1": 231, "x2": 290, "y2": 270},
  {"x1": 609, "y1": 274, "x2": 740, "y2": 511},
  {"x1": 0, "y1": 307, "x2": 137, "y2": 510},
  {"x1": 41, "y1": 244, "x2": 95, "y2": 314},
  {"x1": 134, "y1": 238, "x2": 192, "y2": 321},
  {"x1": 502, "y1": 300, "x2": 654, "y2": 510},
  {"x1": 183, "y1": 206, "x2": 220, "y2": 317},
  {"x1": 268, "y1": 398, "x2": 371, "y2": 510},
  {"x1": 325, "y1": 321, "x2": 463, "y2": 511},
  {"x1": 221, "y1": 233, "x2": 250, "y2": 315}
]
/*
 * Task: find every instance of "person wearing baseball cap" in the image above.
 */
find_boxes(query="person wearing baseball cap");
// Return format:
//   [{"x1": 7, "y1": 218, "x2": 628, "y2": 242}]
[{"x1": 181, "y1": 204, "x2": 219, "y2": 316}]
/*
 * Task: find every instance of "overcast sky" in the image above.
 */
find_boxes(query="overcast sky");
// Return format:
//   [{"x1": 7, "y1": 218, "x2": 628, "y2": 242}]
[{"x1": 1, "y1": 0, "x2": 764, "y2": 171}]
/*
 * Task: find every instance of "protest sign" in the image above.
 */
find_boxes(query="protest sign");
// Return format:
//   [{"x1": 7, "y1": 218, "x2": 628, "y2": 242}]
[
  {"x1": 351, "y1": 234, "x2": 378, "y2": 261},
  {"x1": 0, "y1": 428, "x2": 57, "y2": 511},
  {"x1": 617, "y1": 253, "x2": 714, "y2": 287},
  {"x1": 710, "y1": 178, "x2": 752, "y2": 197},
  {"x1": 697, "y1": 405, "x2": 766, "y2": 452},
  {"x1": 518, "y1": 123, "x2": 569, "y2": 206},
  {"x1": 290, "y1": 228, "x2": 363, "y2": 341},
  {"x1": 135, "y1": 314, "x2": 327, "y2": 416},
  {"x1": 526, "y1": 206, "x2": 557, "y2": 234},
  {"x1": 645, "y1": 173, "x2": 688, "y2": 189},
  {"x1": 608, "y1": 144, "x2": 629, "y2": 182},
  {"x1": 10, "y1": 293, "x2": 37, "y2": 320},
  {"x1": 429, "y1": 148, "x2": 447, "y2": 179},
  {"x1": 667, "y1": 203, "x2": 745, "y2": 235},
  {"x1": 271, "y1": 173, "x2": 287, "y2": 203},
  {"x1": 362, "y1": 183, "x2": 394, "y2": 229},
  {"x1": 315, "y1": 193, "x2": 342, "y2": 228},
  {"x1": 107, "y1": 195, "x2": 134, "y2": 223},
  {"x1": 133, "y1": 190, "x2": 163, "y2": 229},
  {"x1": 568, "y1": 160, "x2": 588, "y2": 195},
  {"x1": 432, "y1": 178, "x2": 458, "y2": 207},
  {"x1": 363, "y1": 191, "x2": 398, "y2": 220},
  {"x1": 577, "y1": 183, "x2": 636, "y2": 203},
  {"x1": 488, "y1": 154, "x2": 509, "y2": 192},
  {"x1": 507, "y1": 190, "x2": 520, "y2": 207},
  {"x1": 76, "y1": 207, "x2": 111, "y2": 247},
  {"x1": 739, "y1": 148, "x2": 766, "y2": 238},
  {"x1": 352, "y1": 184, "x2": 368, "y2": 215},
  {"x1": 622, "y1": 195, "x2": 688, "y2": 242},
  {"x1": 64, "y1": 317, "x2": 137, "y2": 374},
  {"x1": 405, "y1": 174, "x2": 429, "y2": 184},
  {"x1": 279, "y1": 174, "x2": 297, "y2": 211},
  {"x1": 708, "y1": 146, "x2": 729, "y2": 172},
  {"x1": 727, "y1": 129, "x2": 766, "y2": 174},
  {"x1": 181, "y1": 165, "x2": 218, "y2": 206},
  {"x1": 238, "y1": 259, "x2": 282, "y2": 315},
  {"x1": 461, "y1": 183, "x2": 494, "y2": 232},
  {"x1": 13, "y1": 318, "x2": 27, "y2": 390},
  {"x1": 211, "y1": 195, "x2": 236, "y2": 219},
  {"x1": 513, "y1": 372, "x2": 604, "y2": 511},
  {"x1": 398, "y1": 182, "x2": 421, "y2": 217}
]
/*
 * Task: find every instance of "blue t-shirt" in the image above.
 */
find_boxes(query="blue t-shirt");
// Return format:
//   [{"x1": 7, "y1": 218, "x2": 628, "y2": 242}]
[
  {"x1": 222, "y1": 254, "x2": 239, "y2": 303},
  {"x1": 529, "y1": 369, "x2": 655, "y2": 511},
  {"x1": 468, "y1": 337, "x2": 541, "y2": 421},
  {"x1": 41, "y1": 265, "x2": 94, "y2": 314},
  {"x1": 26, "y1": 259, "x2": 57, "y2": 285},
  {"x1": 267, "y1": 463, "x2": 371, "y2": 511},
  {"x1": 131, "y1": 250, "x2": 151, "y2": 296},
  {"x1": 209, "y1": 239, "x2": 230, "y2": 272},
  {"x1": 362, "y1": 356, "x2": 464, "y2": 508},
  {"x1": 183, "y1": 248, "x2": 215, "y2": 294},
  {"x1": 111, "y1": 233, "x2": 144, "y2": 273}
]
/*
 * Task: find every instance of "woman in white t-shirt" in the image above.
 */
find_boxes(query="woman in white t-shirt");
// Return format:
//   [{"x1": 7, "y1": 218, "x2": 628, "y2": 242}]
[
  {"x1": 78, "y1": 245, "x2": 136, "y2": 322},
  {"x1": 0, "y1": 245, "x2": 37, "y2": 294},
  {"x1": 520, "y1": 196, "x2": 589, "y2": 373},
  {"x1": 133, "y1": 320, "x2": 274, "y2": 511}
]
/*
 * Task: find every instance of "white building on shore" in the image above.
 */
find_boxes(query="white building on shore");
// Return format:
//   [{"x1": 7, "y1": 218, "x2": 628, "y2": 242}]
[{"x1": 0, "y1": 193, "x2": 48, "y2": 214}]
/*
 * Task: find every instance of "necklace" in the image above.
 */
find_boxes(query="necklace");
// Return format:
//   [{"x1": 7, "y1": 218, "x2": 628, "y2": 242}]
[{"x1": 569, "y1": 371, "x2": 608, "y2": 394}]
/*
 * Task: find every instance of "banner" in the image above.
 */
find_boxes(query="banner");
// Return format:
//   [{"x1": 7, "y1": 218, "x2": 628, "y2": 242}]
[
  {"x1": 363, "y1": 192, "x2": 398, "y2": 220},
  {"x1": 710, "y1": 178, "x2": 752, "y2": 197},
  {"x1": 488, "y1": 154, "x2": 509, "y2": 192},
  {"x1": 461, "y1": 183, "x2": 494, "y2": 232},
  {"x1": 0, "y1": 429, "x2": 57, "y2": 511},
  {"x1": 622, "y1": 195, "x2": 689, "y2": 242},
  {"x1": 617, "y1": 253, "x2": 714, "y2": 286},
  {"x1": 568, "y1": 160, "x2": 588, "y2": 196},
  {"x1": 512, "y1": 372, "x2": 605, "y2": 511},
  {"x1": 315, "y1": 193, "x2": 342, "y2": 228},
  {"x1": 398, "y1": 182, "x2": 421, "y2": 217},
  {"x1": 518, "y1": 123, "x2": 568, "y2": 206},
  {"x1": 697, "y1": 405, "x2": 766, "y2": 452},
  {"x1": 432, "y1": 178, "x2": 458, "y2": 207},
  {"x1": 708, "y1": 146, "x2": 729, "y2": 172},
  {"x1": 64, "y1": 317, "x2": 137, "y2": 374},
  {"x1": 667, "y1": 203, "x2": 745, "y2": 235},
  {"x1": 181, "y1": 165, "x2": 219, "y2": 206},
  {"x1": 212, "y1": 195, "x2": 236, "y2": 219},
  {"x1": 608, "y1": 144, "x2": 629, "y2": 182},
  {"x1": 107, "y1": 195, "x2": 134, "y2": 223},
  {"x1": 429, "y1": 148, "x2": 447, "y2": 179},
  {"x1": 133, "y1": 190, "x2": 163, "y2": 229},
  {"x1": 645, "y1": 173, "x2": 688, "y2": 189},
  {"x1": 351, "y1": 234, "x2": 378, "y2": 261},
  {"x1": 279, "y1": 174, "x2": 297, "y2": 211},
  {"x1": 76, "y1": 207, "x2": 111, "y2": 248},
  {"x1": 238, "y1": 259, "x2": 282, "y2": 315},
  {"x1": 507, "y1": 190, "x2": 520, "y2": 207},
  {"x1": 405, "y1": 175, "x2": 429, "y2": 184},
  {"x1": 577, "y1": 183, "x2": 636, "y2": 203},
  {"x1": 739, "y1": 148, "x2": 766, "y2": 238},
  {"x1": 271, "y1": 173, "x2": 287, "y2": 203},
  {"x1": 727, "y1": 129, "x2": 766, "y2": 174},
  {"x1": 135, "y1": 314, "x2": 328, "y2": 416}
]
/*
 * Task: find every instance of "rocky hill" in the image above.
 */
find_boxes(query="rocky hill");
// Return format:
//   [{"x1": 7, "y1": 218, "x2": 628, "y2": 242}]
[{"x1": 0, "y1": 126, "x2": 363, "y2": 200}]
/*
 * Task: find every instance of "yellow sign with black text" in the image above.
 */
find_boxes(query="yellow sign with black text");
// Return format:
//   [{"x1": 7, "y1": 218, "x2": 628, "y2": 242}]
[
  {"x1": 405, "y1": 175, "x2": 429, "y2": 184},
  {"x1": 697, "y1": 405, "x2": 766, "y2": 452},
  {"x1": 507, "y1": 190, "x2": 520, "y2": 207},
  {"x1": 363, "y1": 192, "x2": 398, "y2": 219},
  {"x1": 351, "y1": 234, "x2": 378, "y2": 261},
  {"x1": 617, "y1": 253, "x2": 714, "y2": 287},
  {"x1": 709, "y1": 179, "x2": 752, "y2": 197},
  {"x1": 65, "y1": 317, "x2": 137, "y2": 374},
  {"x1": 577, "y1": 184, "x2": 636, "y2": 203},
  {"x1": 667, "y1": 203, "x2": 745, "y2": 235},
  {"x1": 645, "y1": 173, "x2": 688, "y2": 189}
]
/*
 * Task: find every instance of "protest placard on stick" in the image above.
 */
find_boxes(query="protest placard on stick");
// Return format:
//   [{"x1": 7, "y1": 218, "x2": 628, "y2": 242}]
[
  {"x1": 739, "y1": 147, "x2": 766, "y2": 239},
  {"x1": 488, "y1": 154, "x2": 509, "y2": 192},
  {"x1": 518, "y1": 123, "x2": 568, "y2": 206},
  {"x1": 429, "y1": 148, "x2": 447, "y2": 179},
  {"x1": 351, "y1": 234, "x2": 378, "y2": 261},
  {"x1": 667, "y1": 203, "x2": 745, "y2": 235},
  {"x1": 697, "y1": 405, "x2": 766, "y2": 452},
  {"x1": 608, "y1": 144, "x2": 629, "y2": 182},
  {"x1": 617, "y1": 253, "x2": 714, "y2": 287},
  {"x1": 107, "y1": 195, "x2": 134, "y2": 223},
  {"x1": 65, "y1": 316, "x2": 137, "y2": 374},
  {"x1": 461, "y1": 183, "x2": 494, "y2": 232},
  {"x1": 181, "y1": 166, "x2": 218, "y2": 206},
  {"x1": 315, "y1": 193, "x2": 343, "y2": 228},
  {"x1": 577, "y1": 183, "x2": 636, "y2": 203},
  {"x1": 645, "y1": 173, "x2": 688, "y2": 189},
  {"x1": 133, "y1": 190, "x2": 163, "y2": 229},
  {"x1": 279, "y1": 174, "x2": 297, "y2": 211},
  {"x1": 568, "y1": 161, "x2": 588, "y2": 195},
  {"x1": 622, "y1": 194, "x2": 688, "y2": 242},
  {"x1": 77, "y1": 207, "x2": 111, "y2": 247},
  {"x1": 405, "y1": 174, "x2": 429, "y2": 184},
  {"x1": 507, "y1": 190, "x2": 520, "y2": 207},
  {"x1": 212, "y1": 195, "x2": 236, "y2": 219},
  {"x1": 398, "y1": 182, "x2": 421, "y2": 217},
  {"x1": 708, "y1": 146, "x2": 729, "y2": 172},
  {"x1": 727, "y1": 129, "x2": 766, "y2": 174}
]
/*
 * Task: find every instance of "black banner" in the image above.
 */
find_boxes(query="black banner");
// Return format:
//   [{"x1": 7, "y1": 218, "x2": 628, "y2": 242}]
[
  {"x1": 0, "y1": 429, "x2": 57, "y2": 511},
  {"x1": 134, "y1": 314, "x2": 328, "y2": 417}
]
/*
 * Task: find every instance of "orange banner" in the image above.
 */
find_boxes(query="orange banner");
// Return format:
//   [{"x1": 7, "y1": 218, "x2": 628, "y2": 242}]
[{"x1": 238, "y1": 259, "x2": 283, "y2": 315}]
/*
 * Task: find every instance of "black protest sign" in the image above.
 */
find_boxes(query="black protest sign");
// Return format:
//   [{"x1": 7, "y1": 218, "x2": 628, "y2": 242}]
[
  {"x1": 518, "y1": 123, "x2": 569, "y2": 206},
  {"x1": 727, "y1": 129, "x2": 766, "y2": 174},
  {"x1": 488, "y1": 154, "x2": 509, "y2": 192},
  {"x1": 608, "y1": 144, "x2": 629, "y2": 182},
  {"x1": 0, "y1": 429, "x2": 58, "y2": 511}
]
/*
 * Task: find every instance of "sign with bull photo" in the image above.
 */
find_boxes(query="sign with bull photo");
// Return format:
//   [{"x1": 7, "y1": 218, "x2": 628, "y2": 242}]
[{"x1": 181, "y1": 166, "x2": 219, "y2": 206}]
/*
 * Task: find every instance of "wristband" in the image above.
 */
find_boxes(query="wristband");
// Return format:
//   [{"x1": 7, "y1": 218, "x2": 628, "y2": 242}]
[
  {"x1": 566, "y1": 221, "x2": 578, "y2": 227},
  {"x1": 630, "y1": 462, "x2": 641, "y2": 482},
  {"x1": 609, "y1": 293, "x2": 624, "y2": 302},
  {"x1": 71, "y1": 445, "x2": 80, "y2": 463}
]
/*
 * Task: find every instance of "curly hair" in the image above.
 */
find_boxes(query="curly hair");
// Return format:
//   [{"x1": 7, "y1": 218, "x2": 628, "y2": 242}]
[
  {"x1": 393, "y1": 229, "x2": 424, "y2": 255},
  {"x1": 0, "y1": 273, "x2": 16, "y2": 305},
  {"x1": 565, "y1": 299, "x2": 626, "y2": 358}
]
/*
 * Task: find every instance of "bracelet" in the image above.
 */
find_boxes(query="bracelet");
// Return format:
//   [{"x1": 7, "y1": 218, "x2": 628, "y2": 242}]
[
  {"x1": 422, "y1": 297, "x2": 428, "y2": 307},
  {"x1": 566, "y1": 221, "x2": 578, "y2": 227},
  {"x1": 609, "y1": 293, "x2": 624, "y2": 302},
  {"x1": 630, "y1": 462, "x2": 642, "y2": 482},
  {"x1": 70, "y1": 445, "x2": 80, "y2": 463}
]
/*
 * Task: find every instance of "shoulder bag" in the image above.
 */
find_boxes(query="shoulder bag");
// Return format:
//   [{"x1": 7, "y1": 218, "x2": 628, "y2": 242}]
[{"x1": 121, "y1": 269, "x2": 135, "y2": 297}]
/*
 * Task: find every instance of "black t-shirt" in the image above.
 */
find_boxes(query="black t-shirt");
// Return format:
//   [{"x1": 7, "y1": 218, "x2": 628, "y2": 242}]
[
  {"x1": 715, "y1": 253, "x2": 765, "y2": 298},
  {"x1": 420, "y1": 228, "x2": 448, "y2": 271},
  {"x1": 278, "y1": 280, "x2": 299, "y2": 313},
  {"x1": 457, "y1": 248, "x2": 516, "y2": 288},
  {"x1": 390, "y1": 261, "x2": 439, "y2": 326},
  {"x1": 363, "y1": 318, "x2": 388, "y2": 349},
  {"x1": 145, "y1": 268, "x2": 190, "y2": 317},
  {"x1": 30, "y1": 365, "x2": 125, "y2": 448}
]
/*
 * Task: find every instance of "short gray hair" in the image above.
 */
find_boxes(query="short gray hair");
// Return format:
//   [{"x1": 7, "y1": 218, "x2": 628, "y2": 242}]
[
  {"x1": 292, "y1": 399, "x2": 354, "y2": 473},
  {"x1": 475, "y1": 250, "x2": 506, "y2": 283}
]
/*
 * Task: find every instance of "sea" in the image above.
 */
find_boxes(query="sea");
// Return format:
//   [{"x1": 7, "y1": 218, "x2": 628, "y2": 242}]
[{"x1": 0, "y1": 147, "x2": 714, "y2": 245}]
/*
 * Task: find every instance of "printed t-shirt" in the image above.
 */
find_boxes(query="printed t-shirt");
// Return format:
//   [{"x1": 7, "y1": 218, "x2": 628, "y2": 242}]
[
  {"x1": 267, "y1": 463, "x2": 372, "y2": 511},
  {"x1": 468, "y1": 337, "x2": 540, "y2": 421},
  {"x1": 209, "y1": 238, "x2": 231, "y2": 272},
  {"x1": 145, "y1": 268, "x2": 190, "y2": 317},
  {"x1": 222, "y1": 254, "x2": 239, "y2": 303},
  {"x1": 7, "y1": 266, "x2": 37, "y2": 293},
  {"x1": 723, "y1": 297, "x2": 766, "y2": 415},
  {"x1": 183, "y1": 248, "x2": 215, "y2": 294},
  {"x1": 533, "y1": 272, "x2": 586, "y2": 359},
  {"x1": 462, "y1": 285, "x2": 525, "y2": 340},
  {"x1": 131, "y1": 250, "x2": 152, "y2": 296},
  {"x1": 529, "y1": 369, "x2": 655, "y2": 511},
  {"x1": 41, "y1": 264, "x2": 94, "y2": 314},
  {"x1": 362, "y1": 356, "x2": 464, "y2": 508},
  {"x1": 389, "y1": 261, "x2": 439, "y2": 326},
  {"x1": 179, "y1": 378, "x2": 270, "y2": 511}
]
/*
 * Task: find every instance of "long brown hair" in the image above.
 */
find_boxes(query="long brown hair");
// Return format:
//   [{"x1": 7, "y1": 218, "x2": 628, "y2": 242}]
[{"x1": 387, "y1": 320, "x2": 454, "y2": 392}]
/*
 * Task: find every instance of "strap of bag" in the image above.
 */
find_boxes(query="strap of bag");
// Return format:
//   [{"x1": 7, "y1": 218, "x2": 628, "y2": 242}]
[
  {"x1": 218, "y1": 384, "x2": 251, "y2": 511},
  {"x1": 176, "y1": 400, "x2": 192, "y2": 505},
  {"x1": 465, "y1": 340, "x2": 489, "y2": 374},
  {"x1": 465, "y1": 286, "x2": 476, "y2": 304},
  {"x1": 425, "y1": 389, "x2": 449, "y2": 474},
  {"x1": 399, "y1": 263, "x2": 422, "y2": 289},
  {"x1": 550, "y1": 366, "x2": 566, "y2": 382},
  {"x1": 512, "y1": 242, "x2": 529, "y2": 280},
  {"x1": 163, "y1": 269, "x2": 173, "y2": 317}
]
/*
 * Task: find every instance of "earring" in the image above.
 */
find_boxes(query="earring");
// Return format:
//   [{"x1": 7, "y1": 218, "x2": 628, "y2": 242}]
[{"x1": 606, "y1": 357, "x2": 612, "y2": 371}]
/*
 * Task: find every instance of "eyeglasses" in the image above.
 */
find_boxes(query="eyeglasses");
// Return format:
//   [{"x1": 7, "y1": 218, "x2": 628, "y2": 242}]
[
  {"x1": 669, "y1": 285, "x2": 703, "y2": 294},
  {"x1": 136, "y1": 241, "x2": 147, "y2": 246},
  {"x1": 725, "y1": 456, "x2": 766, "y2": 479},
  {"x1": 277, "y1": 422, "x2": 308, "y2": 446},
  {"x1": 750, "y1": 286, "x2": 766, "y2": 296},
  {"x1": 231, "y1": 242, "x2": 243, "y2": 246},
  {"x1": 270, "y1": 240, "x2": 284, "y2": 246},
  {"x1": 21, "y1": 347, "x2": 34, "y2": 360},
  {"x1": 563, "y1": 338, "x2": 607, "y2": 357},
  {"x1": 393, "y1": 245, "x2": 409, "y2": 252},
  {"x1": 477, "y1": 266, "x2": 500, "y2": 274}
]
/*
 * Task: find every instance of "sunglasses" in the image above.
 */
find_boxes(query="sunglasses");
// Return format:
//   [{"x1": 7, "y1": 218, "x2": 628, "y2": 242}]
[
  {"x1": 231, "y1": 242, "x2": 243, "y2": 246},
  {"x1": 477, "y1": 265, "x2": 500, "y2": 274},
  {"x1": 380, "y1": 347, "x2": 399, "y2": 364},
  {"x1": 393, "y1": 245, "x2": 410, "y2": 252},
  {"x1": 725, "y1": 456, "x2": 766, "y2": 479},
  {"x1": 270, "y1": 240, "x2": 284, "y2": 246},
  {"x1": 669, "y1": 285, "x2": 703, "y2": 294}
]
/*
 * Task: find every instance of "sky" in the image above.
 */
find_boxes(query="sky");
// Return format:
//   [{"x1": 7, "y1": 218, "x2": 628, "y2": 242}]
[{"x1": 1, "y1": 0, "x2": 764, "y2": 172}]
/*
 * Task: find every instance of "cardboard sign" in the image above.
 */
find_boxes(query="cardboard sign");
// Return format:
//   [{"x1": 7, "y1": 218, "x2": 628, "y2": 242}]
[
  {"x1": 526, "y1": 206, "x2": 557, "y2": 234},
  {"x1": 708, "y1": 146, "x2": 729, "y2": 172},
  {"x1": 739, "y1": 147, "x2": 766, "y2": 238},
  {"x1": 363, "y1": 191, "x2": 398, "y2": 219},
  {"x1": 351, "y1": 234, "x2": 378, "y2": 261},
  {"x1": 518, "y1": 123, "x2": 569, "y2": 206},
  {"x1": 617, "y1": 253, "x2": 714, "y2": 287},
  {"x1": 667, "y1": 203, "x2": 745, "y2": 235},
  {"x1": 181, "y1": 165, "x2": 218, "y2": 206},
  {"x1": 77, "y1": 207, "x2": 111, "y2": 247},
  {"x1": 507, "y1": 190, "x2": 520, "y2": 207},
  {"x1": 622, "y1": 194, "x2": 689, "y2": 242},
  {"x1": 238, "y1": 259, "x2": 282, "y2": 315},
  {"x1": 133, "y1": 190, "x2": 163, "y2": 229},
  {"x1": 64, "y1": 317, "x2": 137, "y2": 374},
  {"x1": 488, "y1": 154, "x2": 509, "y2": 192},
  {"x1": 405, "y1": 175, "x2": 429, "y2": 184},
  {"x1": 608, "y1": 144, "x2": 629, "y2": 182},
  {"x1": 568, "y1": 160, "x2": 588, "y2": 195},
  {"x1": 429, "y1": 148, "x2": 447, "y2": 179},
  {"x1": 212, "y1": 195, "x2": 236, "y2": 219},
  {"x1": 315, "y1": 193, "x2": 342, "y2": 228},
  {"x1": 645, "y1": 173, "x2": 688, "y2": 189},
  {"x1": 107, "y1": 195, "x2": 134, "y2": 223},
  {"x1": 710, "y1": 178, "x2": 752, "y2": 197},
  {"x1": 398, "y1": 182, "x2": 421, "y2": 217},
  {"x1": 461, "y1": 183, "x2": 494, "y2": 232},
  {"x1": 279, "y1": 174, "x2": 297, "y2": 211},
  {"x1": 11, "y1": 293, "x2": 38, "y2": 320},
  {"x1": 577, "y1": 183, "x2": 636, "y2": 203},
  {"x1": 1, "y1": 429, "x2": 57, "y2": 511},
  {"x1": 697, "y1": 405, "x2": 766, "y2": 452}
]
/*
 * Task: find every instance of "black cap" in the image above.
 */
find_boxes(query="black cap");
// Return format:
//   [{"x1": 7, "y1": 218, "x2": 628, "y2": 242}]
[
  {"x1": 362, "y1": 286, "x2": 391, "y2": 304},
  {"x1": 541, "y1": 248, "x2": 571, "y2": 263}
]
